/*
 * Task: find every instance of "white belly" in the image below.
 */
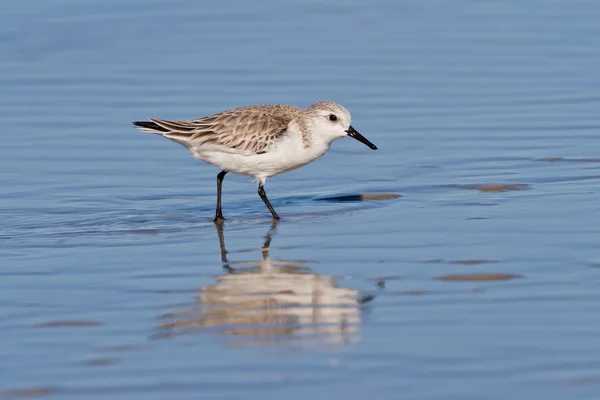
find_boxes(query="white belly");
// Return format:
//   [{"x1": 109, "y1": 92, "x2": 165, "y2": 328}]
[{"x1": 189, "y1": 133, "x2": 329, "y2": 181}]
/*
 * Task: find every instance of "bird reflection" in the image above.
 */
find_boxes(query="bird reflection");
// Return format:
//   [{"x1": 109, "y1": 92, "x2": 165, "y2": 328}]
[{"x1": 156, "y1": 221, "x2": 367, "y2": 347}]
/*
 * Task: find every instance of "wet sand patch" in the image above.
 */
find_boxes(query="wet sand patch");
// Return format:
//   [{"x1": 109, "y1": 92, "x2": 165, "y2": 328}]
[
  {"x1": 456, "y1": 184, "x2": 531, "y2": 192},
  {"x1": 434, "y1": 273, "x2": 521, "y2": 282}
]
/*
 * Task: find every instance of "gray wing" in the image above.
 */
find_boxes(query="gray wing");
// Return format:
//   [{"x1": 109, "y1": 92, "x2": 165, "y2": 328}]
[{"x1": 138, "y1": 106, "x2": 296, "y2": 154}]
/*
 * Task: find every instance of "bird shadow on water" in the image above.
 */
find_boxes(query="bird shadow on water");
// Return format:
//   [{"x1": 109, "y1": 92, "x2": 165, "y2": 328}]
[
  {"x1": 153, "y1": 220, "x2": 373, "y2": 347},
  {"x1": 149, "y1": 190, "x2": 402, "y2": 224}
]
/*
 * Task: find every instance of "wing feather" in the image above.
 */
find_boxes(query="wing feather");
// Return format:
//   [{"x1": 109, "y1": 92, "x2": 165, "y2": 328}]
[{"x1": 141, "y1": 105, "x2": 299, "y2": 154}]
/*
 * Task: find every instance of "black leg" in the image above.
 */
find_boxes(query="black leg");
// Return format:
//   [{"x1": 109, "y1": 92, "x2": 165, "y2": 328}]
[
  {"x1": 258, "y1": 184, "x2": 280, "y2": 219},
  {"x1": 214, "y1": 171, "x2": 227, "y2": 222}
]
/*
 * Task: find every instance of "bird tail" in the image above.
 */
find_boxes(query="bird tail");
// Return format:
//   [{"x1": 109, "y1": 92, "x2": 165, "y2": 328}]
[{"x1": 132, "y1": 120, "x2": 170, "y2": 134}]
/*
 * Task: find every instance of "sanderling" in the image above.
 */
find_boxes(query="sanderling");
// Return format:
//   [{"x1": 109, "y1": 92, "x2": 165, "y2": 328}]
[{"x1": 133, "y1": 101, "x2": 377, "y2": 221}]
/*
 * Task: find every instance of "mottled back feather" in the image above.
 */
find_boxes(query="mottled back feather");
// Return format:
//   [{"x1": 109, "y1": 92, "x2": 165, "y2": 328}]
[{"x1": 144, "y1": 104, "x2": 304, "y2": 154}]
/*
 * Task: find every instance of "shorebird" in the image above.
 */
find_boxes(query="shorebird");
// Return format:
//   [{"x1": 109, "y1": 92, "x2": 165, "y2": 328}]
[{"x1": 133, "y1": 101, "x2": 377, "y2": 221}]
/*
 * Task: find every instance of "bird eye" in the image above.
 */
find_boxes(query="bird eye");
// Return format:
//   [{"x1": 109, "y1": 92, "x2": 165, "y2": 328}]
[{"x1": 328, "y1": 114, "x2": 337, "y2": 122}]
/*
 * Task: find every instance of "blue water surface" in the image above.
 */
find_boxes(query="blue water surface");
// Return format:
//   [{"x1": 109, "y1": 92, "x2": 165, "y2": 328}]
[{"x1": 2, "y1": 1, "x2": 600, "y2": 399}]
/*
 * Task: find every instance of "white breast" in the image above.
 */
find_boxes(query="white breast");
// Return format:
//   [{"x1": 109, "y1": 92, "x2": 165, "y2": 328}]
[{"x1": 189, "y1": 127, "x2": 331, "y2": 181}]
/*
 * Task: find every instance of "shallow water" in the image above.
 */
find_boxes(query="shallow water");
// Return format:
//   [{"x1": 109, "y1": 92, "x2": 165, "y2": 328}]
[{"x1": 2, "y1": 0, "x2": 600, "y2": 399}]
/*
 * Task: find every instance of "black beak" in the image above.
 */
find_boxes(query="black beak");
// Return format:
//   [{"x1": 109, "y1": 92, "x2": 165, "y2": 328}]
[{"x1": 346, "y1": 126, "x2": 377, "y2": 150}]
